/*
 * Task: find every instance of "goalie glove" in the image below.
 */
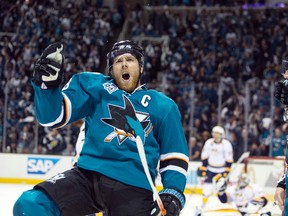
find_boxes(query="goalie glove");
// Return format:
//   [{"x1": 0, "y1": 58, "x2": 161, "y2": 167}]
[
  {"x1": 197, "y1": 166, "x2": 207, "y2": 177},
  {"x1": 33, "y1": 42, "x2": 64, "y2": 89},
  {"x1": 150, "y1": 188, "x2": 185, "y2": 216}
]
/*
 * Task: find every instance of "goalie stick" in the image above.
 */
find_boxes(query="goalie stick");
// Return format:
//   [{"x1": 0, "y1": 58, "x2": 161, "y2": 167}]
[
  {"x1": 224, "y1": 151, "x2": 250, "y2": 181},
  {"x1": 136, "y1": 136, "x2": 167, "y2": 216},
  {"x1": 213, "y1": 151, "x2": 250, "y2": 194}
]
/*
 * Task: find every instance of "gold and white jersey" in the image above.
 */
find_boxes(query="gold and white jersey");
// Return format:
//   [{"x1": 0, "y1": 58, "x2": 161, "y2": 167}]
[{"x1": 201, "y1": 138, "x2": 234, "y2": 173}]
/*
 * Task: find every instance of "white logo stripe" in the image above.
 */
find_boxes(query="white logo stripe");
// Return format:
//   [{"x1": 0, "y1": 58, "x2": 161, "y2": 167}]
[{"x1": 39, "y1": 108, "x2": 64, "y2": 127}]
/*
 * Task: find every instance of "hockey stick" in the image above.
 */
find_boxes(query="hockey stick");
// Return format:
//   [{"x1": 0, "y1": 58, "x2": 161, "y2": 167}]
[
  {"x1": 136, "y1": 136, "x2": 167, "y2": 216},
  {"x1": 225, "y1": 151, "x2": 250, "y2": 181}
]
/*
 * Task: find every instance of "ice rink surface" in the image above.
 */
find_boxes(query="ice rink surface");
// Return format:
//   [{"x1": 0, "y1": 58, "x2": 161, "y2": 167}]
[
  {"x1": 0, "y1": 184, "x2": 34, "y2": 216},
  {"x1": 0, "y1": 183, "x2": 200, "y2": 216}
]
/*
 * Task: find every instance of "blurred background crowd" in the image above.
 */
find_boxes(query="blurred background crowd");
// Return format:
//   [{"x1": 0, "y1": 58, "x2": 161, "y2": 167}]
[{"x1": 1, "y1": 0, "x2": 288, "y2": 161}]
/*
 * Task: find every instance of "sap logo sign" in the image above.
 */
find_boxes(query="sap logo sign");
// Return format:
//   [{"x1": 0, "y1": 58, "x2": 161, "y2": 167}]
[{"x1": 27, "y1": 157, "x2": 60, "y2": 174}]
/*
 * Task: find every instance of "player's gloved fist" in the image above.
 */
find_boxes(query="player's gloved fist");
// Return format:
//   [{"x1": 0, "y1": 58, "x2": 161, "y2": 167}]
[
  {"x1": 150, "y1": 188, "x2": 185, "y2": 216},
  {"x1": 197, "y1": 166, "x2": 207, "y2": 177},
  {"x1": 274, "y1": 81, "x2": 288, "y2": 105},
  {"x1": 33, "y1": 42, "x2": 64, "y2": 89}
]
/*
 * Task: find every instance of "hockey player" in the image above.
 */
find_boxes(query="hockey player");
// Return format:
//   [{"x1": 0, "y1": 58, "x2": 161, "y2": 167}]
[
  {"x1": 273, "y1": 58, "x2": 288, "y2": 216},
  {"x1": 13, "y1": 41, "x2": 189, "y2": 216},
  {"x1": 197, "y1": 125, "x2": 234, "y2": 205},
  {"x1": 216, "y1": 172, "x2": 269, "y2": 215}
]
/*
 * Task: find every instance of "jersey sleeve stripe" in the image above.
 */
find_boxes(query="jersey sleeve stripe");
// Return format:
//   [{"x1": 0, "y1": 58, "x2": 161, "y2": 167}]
[
  {"x1": 159, "y1": 165, "x2": 188, "y2": 177},
  {"x1": 160, "y1": 152, "x2": 189, "y2": 163},
  {"x1": 53, "y1": 93, "x2": 71, "y2": 128},
  {"x1": 39, "y1": 93, "x2": 71, "y2": 128},
  {"x1": 160, "y1": 158, "x2": 188, "y2": 171},
  {"x1": 39, "y1": 107, "x2": 64, "y2": 127}
]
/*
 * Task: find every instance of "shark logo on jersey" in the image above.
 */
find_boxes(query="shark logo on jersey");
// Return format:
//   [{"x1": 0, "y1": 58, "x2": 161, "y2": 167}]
[{"x1": 101, "y1": 95, "x2": 152, "y2": 144}]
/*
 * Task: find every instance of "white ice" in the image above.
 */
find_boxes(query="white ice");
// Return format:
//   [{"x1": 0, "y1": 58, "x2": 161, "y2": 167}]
[
  {"x1": 0, "y1": 183, "x2": 201, "y2": 216},
  {"x1": 0, "y1": 183, "x2": 34, "y2": 216}
]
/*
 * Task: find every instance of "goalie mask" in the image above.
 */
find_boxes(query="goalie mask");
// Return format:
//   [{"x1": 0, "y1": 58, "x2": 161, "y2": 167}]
[
  {"x1": 237, "y1": 173, "x2": 250, "y2": 189},
  {"x1": 107, "y1": 40, "x2": 144, "y2": 71}
]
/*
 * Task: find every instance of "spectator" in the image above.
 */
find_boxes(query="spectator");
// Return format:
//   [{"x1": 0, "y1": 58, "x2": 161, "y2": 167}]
[
  {"x1": 270, "y1": 127, "x2": 286, "y2": 157},
  {"x1": 33, "y1": 144, "x2": 47, "y2": 154},
  {"x1": 249, "y1": 141, "x2": 263, "y2": 156},
  {"x1": 6, "y1": 142, "x2": 17, "y2": 153},
  {"x1": 189, "y1": 136, "x2": 201, "y2": 161},
  {"x1": 18, "y1": 124, "x2": 34, "y2": 153},
  {"x1": 42, "y1": 128, "x2": 66, "y2": 154}
]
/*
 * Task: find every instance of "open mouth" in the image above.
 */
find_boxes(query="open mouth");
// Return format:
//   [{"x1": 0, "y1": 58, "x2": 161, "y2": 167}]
[{"x1": 122, "y1": 73, "x2": 130, "y2": 80}]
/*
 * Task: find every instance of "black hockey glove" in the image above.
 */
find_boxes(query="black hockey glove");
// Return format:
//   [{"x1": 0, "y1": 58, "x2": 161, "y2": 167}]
[
  {"x1": 274, "y1": 80, "x2": 288, "y2": 105},
  {"x1": 33, "y1": 42, "x2": 64, "y2": 89},
  {"x1": 150, "y1": 188, "x2": 185, "y2": 216}
]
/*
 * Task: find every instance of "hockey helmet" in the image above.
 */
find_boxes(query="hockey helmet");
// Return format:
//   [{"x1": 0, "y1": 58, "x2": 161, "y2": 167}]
[
  {"x1": 107, "y1": 40, "x2": 144, "y2": 71},
  {"x1": 212, "y1": 126, "x2": 225, "y2": 138},
  {"x1": 237, "y1": 172, "x2": 250, "y2": 189}
]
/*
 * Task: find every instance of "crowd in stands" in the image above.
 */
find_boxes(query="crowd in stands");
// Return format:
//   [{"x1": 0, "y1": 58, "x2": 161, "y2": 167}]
[
  {"x1": 146, "y1": 0, "x2": 266, "y2": 7},
  {"x1": 0, "y1": 0, "x2": 123, "y2": 154},
  {"x1": 132, "y1": 2, "x2": 288, "y2": 160},
  {"x1": 0, "y1": 0, "x2": 287, "y2": 161}
]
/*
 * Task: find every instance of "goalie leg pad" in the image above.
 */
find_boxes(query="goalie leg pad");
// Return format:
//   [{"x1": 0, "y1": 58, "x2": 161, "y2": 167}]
[{"x1": 242, "y1": 197, "x2": 268, "y2": 214}]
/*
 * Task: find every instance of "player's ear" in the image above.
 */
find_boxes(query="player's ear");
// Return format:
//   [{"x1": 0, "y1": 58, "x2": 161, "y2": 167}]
[{"x1": 140, "y1": 66, "x2": 144, "y2": 74}]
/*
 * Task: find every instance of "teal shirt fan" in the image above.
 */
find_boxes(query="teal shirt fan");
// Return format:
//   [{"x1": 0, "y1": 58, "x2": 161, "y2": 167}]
[{"x1": 32, "y1": 72, "x2": 189, "y2": 193}]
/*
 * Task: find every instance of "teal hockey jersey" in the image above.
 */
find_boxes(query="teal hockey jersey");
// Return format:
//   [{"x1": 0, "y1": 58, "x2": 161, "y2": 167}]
[{"x1": 32, "y1": 72, "x2": 189, "y2": 192}]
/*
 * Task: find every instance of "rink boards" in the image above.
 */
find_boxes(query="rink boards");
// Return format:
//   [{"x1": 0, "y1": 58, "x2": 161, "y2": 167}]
[{"x1": 0, "y1": 153, "x2": 282, "y2": 200}]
